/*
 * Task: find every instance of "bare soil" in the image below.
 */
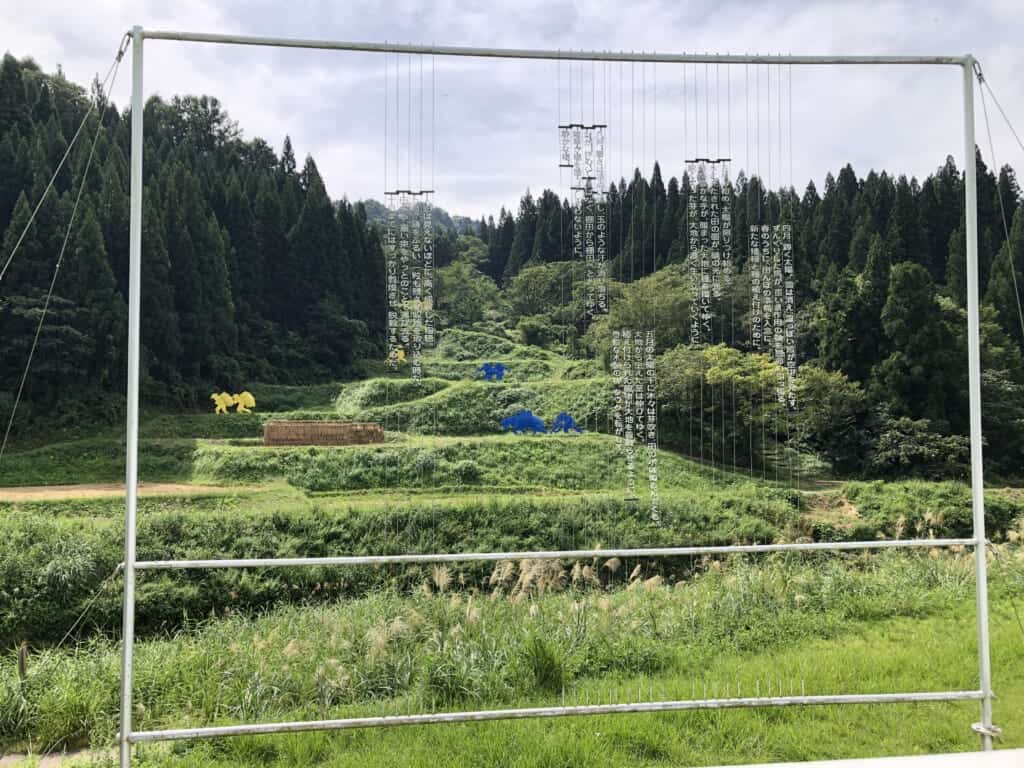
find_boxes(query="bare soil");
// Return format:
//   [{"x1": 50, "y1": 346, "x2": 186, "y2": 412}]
[{"x1": 0, "y1": 482, "x2": 246, "y2": 502}]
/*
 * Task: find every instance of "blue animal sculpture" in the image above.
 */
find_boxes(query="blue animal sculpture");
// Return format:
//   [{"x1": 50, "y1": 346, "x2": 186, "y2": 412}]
[
  {"x1": 550, "y1": 411, "x2": 583, "y2": 433},
  {"x1": 477, "y1": 362, "x2": 508, "y2": 382},
  {"x1": 501, "y1": 409, "x2": 547, "y2": 435}
]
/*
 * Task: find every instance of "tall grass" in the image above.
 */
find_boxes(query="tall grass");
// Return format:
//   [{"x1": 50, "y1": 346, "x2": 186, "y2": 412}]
[
  {"x1": 0, "y1": 483, "x2": 797, "y2": 645},
  {"x1": 4, "y1": 474, "x2": 1023, "y2": 646},
  {"x1": 2, "y1": 550, "x2": 1007, "y2": 754},
  {"x1": 189, "y1": 434, "x2": 733, "y2": 491}
]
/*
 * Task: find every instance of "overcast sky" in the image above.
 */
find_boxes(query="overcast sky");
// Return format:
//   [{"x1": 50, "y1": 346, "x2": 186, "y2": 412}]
[{"x1": 3, "y1": 1, "x2": 1022, "y2": 218}]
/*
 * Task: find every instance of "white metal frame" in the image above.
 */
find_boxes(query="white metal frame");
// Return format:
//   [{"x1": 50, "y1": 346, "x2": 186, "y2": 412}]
[{"x1": 118, "y1": 26, "x2": 995, "y2": 766}]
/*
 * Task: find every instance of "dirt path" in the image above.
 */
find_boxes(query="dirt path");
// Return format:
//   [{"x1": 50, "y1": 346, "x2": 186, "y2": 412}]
[{"x1": 0, "y1": 482, "x2": 250, "y2": 502}]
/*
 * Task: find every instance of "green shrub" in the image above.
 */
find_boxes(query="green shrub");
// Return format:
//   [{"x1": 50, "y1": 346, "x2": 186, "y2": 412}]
[
  {"x1": 868, "y1": 417, "x2": 970, "y2": 480},
  {"x1": 843, "y1": 481, "x2": 1018, "y2": 540},
  {"x1": 450, "y1": 459, "x2": 481, "y2": 485},
  {"x1": 432, "y1": 329, "x2": 555, "y2": 362},
  {"x1": 0, "y1": 483, "x2": 803, "y2": 645},
  {"x1": 522, "y1": 632, "x2": 566, "y2": 692},
  {"x1": 335, "y1": 378, "x2": 450, "y2": 415}
]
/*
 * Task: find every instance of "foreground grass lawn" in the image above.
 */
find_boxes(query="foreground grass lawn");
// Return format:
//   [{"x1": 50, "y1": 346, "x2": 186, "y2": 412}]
[
  {"x1": 5, "y1": 552, "x2": 1023, "y2": 765},
  {"x1": 115, "y1": 608, "x2": 1024, "y2": 767}
]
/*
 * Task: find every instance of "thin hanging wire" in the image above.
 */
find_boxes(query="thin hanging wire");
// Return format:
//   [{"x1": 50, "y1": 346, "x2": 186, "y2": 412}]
[
  {"x1": 432, "y1": 51, "x2": 436, "y2": 193},
  {"x1": 728, "y1": 62, "x2": 736, "y2": 474},
  {"x1": 769, "y1": 60, "x2": 778, "y2": 484},
  {"x1": 683, "y1": 62, "x2": 691, "y2": 461},
  {"x1": 788, "y1": 63, "x2": 794, "y2": 200},
  {"x1": 704, "y1": 63, "x2": 710, "y2": 159},
  {"x1": 393, "y1": 51, "x2": 397, "y2": 193},
  {"x1": 699, "y1": 62, "x2": 706, "y2": 468},
  {"x1": 1, "y1": 35, "x2": 130, "y2": 285},
  {"x1": 785, "y1": 61, "x2": 795, "y2": 490},
  {"x1": 978, "y1": 79, "x2": 1024, "y2": 346},
  {"x1": 979, "y1": 69, "x2": 1024, "y2": 155},
  {"x1": 628, "y1": 58, "x2": 637, "y2": 499},
  {"x1": 56, "y1": 563, "x2": 124, "y2": 650},
  {"x1": 652, "y1": 58, "x2": 659, "y2": 519},
  {"x1": 746, "y1": 60, "x2": 752, "y2": 477},
  {"x1": 558, "y1": 54, "x2": 566, "y2": 348},
  {"x1": 757, "y1": 61, "x2": 766, "y2": 481},
  {"x1": 577, "y1": 55, "x2": 584, "y2": 357},
  {"x1": 419, "y1": 54, "x2": 424, "y2": 193},
  {"x1": 382, "y1": 49, "x2": 390, "y2": 551},
  {"x1": 642, "y1": 58, "x2": 647, "y2": 285},
  {"x1": 776, "y1": 61, "x2": 787, "y2": 486},
  {"x1": 0, "y1": 48, "x2": 125, "y2": 462},
  {"x1": 653, "y1": 58, "x2": 657, "y2": 306},
  {"x1": 631, "y1": 61, "x2": 635, "y2": 283},
  {"x1": 407, "y1": 53, "x2": 412, "y2": 191},
  {"x1": 574, "y1": 58, "x2": 584, "y2": 357},
  {"x1": 683, "y1": 62, "x2": 688, "y2": 169},
  {"x1": 716, "y1": 61, "x2": 722, "y2": 476}
]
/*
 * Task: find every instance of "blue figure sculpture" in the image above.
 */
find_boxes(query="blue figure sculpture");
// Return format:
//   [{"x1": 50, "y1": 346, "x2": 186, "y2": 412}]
[
  {"x1": 550, "y1": 411, "x2": 583, "y2": 434},
  {"x1": 501, "y1": 409, "x2": 547, "y2": 435},
  {"x1": 477, "y1": 362, "x2": 508, "y2": 382}
]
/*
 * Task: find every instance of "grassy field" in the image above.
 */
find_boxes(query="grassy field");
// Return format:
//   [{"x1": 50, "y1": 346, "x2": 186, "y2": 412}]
[
  {"x1": 2, "y1": 329, "x2": 1023, "y2": 764},
  {"x1": 3, "y1": 551, "x2": 1023, "y2": 763}
]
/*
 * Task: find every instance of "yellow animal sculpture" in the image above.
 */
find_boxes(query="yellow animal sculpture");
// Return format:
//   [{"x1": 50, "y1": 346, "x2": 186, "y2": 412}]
[
  {"x1": 210, "y1": 392, "x2": 234, "y2": 414},
  {"x1": 233, "y1": 391, "x2": 256, "y2": 414},
  {"x1": 211, "y1": 391, "x2": 256, "y2": 414},
  {"x1": 386, "y1": 345, "x2": 407, "y2": 368}
]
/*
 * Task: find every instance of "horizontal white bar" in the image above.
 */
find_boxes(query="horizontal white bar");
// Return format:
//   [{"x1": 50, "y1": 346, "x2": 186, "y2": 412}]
[
  {"x1": 134, "y1": 538, "x2": 976, "y2": 570},
  {"x1": 138, "y1": 30, "x2": 969, "y2": 66},
  {"x1": 128, "y1": 690, "x2": 984, "y2": 743}
]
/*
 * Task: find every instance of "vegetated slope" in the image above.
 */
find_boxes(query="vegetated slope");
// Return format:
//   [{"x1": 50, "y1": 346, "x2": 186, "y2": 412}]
[
  {"x1": 4, "y1": 476, "x2": 1023, "y2": 646},
  {"x1": 0, "y1": 329, "x2": 615, "y2": 485},
  {"x1": 3, "y1": 551, "x2": 1022, "y2": 757},
  {"x1": 4, "y1": 327, "x2": 1023, "y2": 646},
  {"x1": 331, "y1": 329, "x2": 611, "y2": 435}
]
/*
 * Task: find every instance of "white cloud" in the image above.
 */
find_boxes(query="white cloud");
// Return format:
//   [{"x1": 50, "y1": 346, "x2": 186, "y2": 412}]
[{"x1": 2, "y1": 0, "x2": 1021, "y2": 217}]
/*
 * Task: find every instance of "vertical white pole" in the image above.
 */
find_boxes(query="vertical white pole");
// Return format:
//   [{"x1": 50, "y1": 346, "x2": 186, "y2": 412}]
[
  {"x1": 963, "y1": 55, "x2": 994, "y2": 751},
  {"x1": 120, "y1": 25, "x2": 144, "y2": 768}
]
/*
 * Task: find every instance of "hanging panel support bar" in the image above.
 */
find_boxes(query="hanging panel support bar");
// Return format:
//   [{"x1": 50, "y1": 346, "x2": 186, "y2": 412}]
[
  {"x1": 134, "y1": 537, "x2": 977, "y2": 570},
  {"x1": 128, "y1": 690, "x2": 985, "y2": 743},
  {"x1": 137, "y1": 31, "x2": 968, "y2": 66}
]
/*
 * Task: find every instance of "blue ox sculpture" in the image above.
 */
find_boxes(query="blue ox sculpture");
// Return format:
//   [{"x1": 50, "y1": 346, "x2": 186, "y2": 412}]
[
  {"x1": 500, "y1": 410, "x2": 584, "y2": 435},
  {"x1": 550, "y1": 411, "x2": 583, "y2": 433},
  {"x1": 477, "y1": 362, "x2": 508, "y2": 381},
  {"x1": 500, "y1": 409, "x2": 547, "y2": 434}
]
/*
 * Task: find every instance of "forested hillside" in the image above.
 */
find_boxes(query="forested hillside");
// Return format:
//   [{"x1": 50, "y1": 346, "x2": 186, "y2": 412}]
[
  {"x1": 0, "y1": 53, "x2": 387, "y2": 414},
  {"x1": 2, "y1": 52, "x2": 1024, "y2": 478}
]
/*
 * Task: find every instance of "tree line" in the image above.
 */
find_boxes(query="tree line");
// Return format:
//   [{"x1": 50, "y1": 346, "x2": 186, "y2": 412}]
[
  {"x1": 0, "y1": 53, "x2": 385, "y2": 425},
  {"x1": 2, "y1": 52, "x2": 1023, "y2": 477}
]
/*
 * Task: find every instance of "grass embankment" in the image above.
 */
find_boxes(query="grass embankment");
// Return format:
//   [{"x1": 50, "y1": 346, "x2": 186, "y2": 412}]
[
  {"x1": 4, "y1": 450, "x2": 1023, "y2": 646},
  {"x1": 0, "y1": 339, "x2": 612, "y2": 487},
  {"x1": 0, "y1": 478, "x2": 793, "y2": 645},
  {"x1": 2, "y1": 551, "x2": 1023, "y2": 763},
  {"x1": 4, "y1": 329, "x2": 1024, "y2": 762}
]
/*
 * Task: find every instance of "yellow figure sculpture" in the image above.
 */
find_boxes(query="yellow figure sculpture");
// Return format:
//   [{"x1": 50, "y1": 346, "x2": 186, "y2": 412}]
[
  {"x1": 233, "y1": 391, "x2": 256, "y2": 414},
  {"x1": 210, "y1": 392, "x2": 234, "y2": 414},
  {"x1": 386, "y1": 345, "x2": 407, "y2": 368}
]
